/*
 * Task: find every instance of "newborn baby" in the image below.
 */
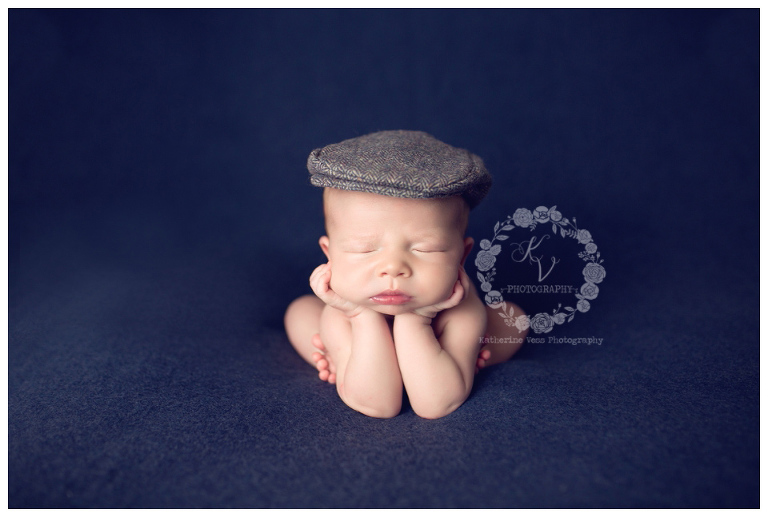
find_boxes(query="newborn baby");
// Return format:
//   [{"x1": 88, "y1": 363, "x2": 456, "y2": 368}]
[{"x1": 284, "y1": 131, "x2": 526, "y2": 419}]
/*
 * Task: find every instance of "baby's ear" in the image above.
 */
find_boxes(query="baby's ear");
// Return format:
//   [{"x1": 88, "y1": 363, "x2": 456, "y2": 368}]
[
  {"x1": 319, "y1": 236, "x2": 331, "y2": 261},
  {"x1": 460, "y1": 237, "x2": 474, "y2": 266}
]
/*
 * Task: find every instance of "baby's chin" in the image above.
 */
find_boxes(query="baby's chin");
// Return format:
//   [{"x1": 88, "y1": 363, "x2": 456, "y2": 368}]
[
  {"x1": 368, "y1": 305, "x2": 414, "y2": 316},
  {"x1": 366, "y1": 299, "x2": 448, "y2": 317}
]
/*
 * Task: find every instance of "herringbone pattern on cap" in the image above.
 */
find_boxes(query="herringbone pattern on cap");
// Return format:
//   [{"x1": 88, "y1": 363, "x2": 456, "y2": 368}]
[{"x1": 307, "y1": 130, "x2": 492, "y2": 209}]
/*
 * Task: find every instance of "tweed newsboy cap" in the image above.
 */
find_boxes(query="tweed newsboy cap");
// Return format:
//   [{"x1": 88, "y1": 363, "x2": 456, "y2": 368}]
[{"x1": 307, "y1": 130, "x2": 492, "y2": 209}]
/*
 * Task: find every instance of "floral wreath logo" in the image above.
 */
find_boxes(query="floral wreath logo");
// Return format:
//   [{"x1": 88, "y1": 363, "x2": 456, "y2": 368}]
[{"x1": 474, "y1": 206, "x2": 606, "y2": 334}]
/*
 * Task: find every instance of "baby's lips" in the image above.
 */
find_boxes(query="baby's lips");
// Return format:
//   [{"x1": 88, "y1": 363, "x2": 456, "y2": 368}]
[{"x1": 370, "y1": 290, "x2": 412, "y2": 305}]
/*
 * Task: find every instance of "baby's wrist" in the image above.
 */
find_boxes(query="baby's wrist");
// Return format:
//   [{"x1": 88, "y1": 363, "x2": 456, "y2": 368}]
[
  {"x1": 396, "y1": 312, "x2": 434, "y2": 327},
  {"x1": 346, "y1": 306, "x2": 381, "y2": 322}
]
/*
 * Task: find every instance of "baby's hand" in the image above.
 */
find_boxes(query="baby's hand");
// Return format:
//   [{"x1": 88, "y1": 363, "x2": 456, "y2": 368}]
[
  {"x1": 411, "y1": 266, "x2": 470, "y2": 320},
  {"x1": 310, "y1": 262, "x2": 363, "y2": 318}
]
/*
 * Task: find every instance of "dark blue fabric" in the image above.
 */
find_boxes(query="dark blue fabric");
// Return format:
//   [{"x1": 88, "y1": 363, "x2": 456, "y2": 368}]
[{"x1": 9, "y1": 8, "x2": 758, "y2": 508}]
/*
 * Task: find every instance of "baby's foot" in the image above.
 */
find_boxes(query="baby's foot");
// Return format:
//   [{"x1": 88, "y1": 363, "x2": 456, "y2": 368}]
[
  {"x1": 310, "y1": 334, "x2": 337, "y2": 384},
  {"x1": 475, "y1": 349, "x2": 491, "y2": 374}
]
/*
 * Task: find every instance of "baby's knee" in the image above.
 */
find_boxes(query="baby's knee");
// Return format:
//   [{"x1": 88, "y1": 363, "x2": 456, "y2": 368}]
[
  {"x1": 284, "y1": 295, "x2": 324, "y2": 340},
  {"x1": 285, "y1": 295, "x2": 326, "y2": 363},
  {"x1": 285, "y1": 295, "x2": 322, "y2": 321}
]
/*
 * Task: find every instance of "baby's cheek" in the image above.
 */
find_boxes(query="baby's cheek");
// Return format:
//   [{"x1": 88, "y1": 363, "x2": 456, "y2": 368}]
[
  {"x1": 442, "y1": 282, "x2": 457, "y2": 299},
  {"x1": 433, "y1": 274, "x2": 458, "y2": 301},
  {"x1": 329, "y1": 274, "x2": 356, "y2": 301},
  {"x1": 329, "y1": 276, "x2": 343, "y2": 295}
]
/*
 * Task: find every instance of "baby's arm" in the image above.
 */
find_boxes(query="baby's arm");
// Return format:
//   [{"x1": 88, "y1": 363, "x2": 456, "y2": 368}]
[
  {"x1": 392, "y1": 268, "x2": 487, "y2": 419},
  {"x1": 311, "y1": 263, "x2": 403, "y2": 418}
]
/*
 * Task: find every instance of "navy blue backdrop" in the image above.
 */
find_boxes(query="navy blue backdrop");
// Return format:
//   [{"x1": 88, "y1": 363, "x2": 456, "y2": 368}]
[{"x1": 9, "y1": 9, "x2": 759, "y2": 508}]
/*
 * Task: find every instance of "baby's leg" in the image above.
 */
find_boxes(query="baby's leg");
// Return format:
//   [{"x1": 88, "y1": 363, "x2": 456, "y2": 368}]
[
  {"x1": 284, "y1": 294, "x2": 324, "y2": 365},
  {"x1": 480, "y1": 302, "x2": 528, "y2": 368},
  {"x1": 310, "y1": 334, "x2": 337, "y2": 383},
  {"x1": 284, "y1": 295, "x2": 349, "y2": 384}
]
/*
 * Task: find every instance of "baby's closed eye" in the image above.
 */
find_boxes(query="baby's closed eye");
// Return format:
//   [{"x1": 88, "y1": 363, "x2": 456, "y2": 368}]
[
  {"x1": 343, "y1": 243, "x2": 378, "y2": 254},
  {"x1": 412, "y1": 248, "x2": 446, "y2": 253},
  {"x1": 411, "y1": 241, "x2": 449, "y2": 253}
]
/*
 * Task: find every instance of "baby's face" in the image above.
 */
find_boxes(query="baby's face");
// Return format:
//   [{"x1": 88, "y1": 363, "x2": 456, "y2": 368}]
[{"x1": 321, "y1": 189, "x2": 472, "y2": 316}]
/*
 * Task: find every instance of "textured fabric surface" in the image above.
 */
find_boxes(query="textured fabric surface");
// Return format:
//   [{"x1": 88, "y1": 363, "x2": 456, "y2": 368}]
[
  {"x1": 308, "y1": 130, "x2": 492, "y2": 208},
  {"x1": 9, "y1": 9, "x2": 759, "y2": 508}
]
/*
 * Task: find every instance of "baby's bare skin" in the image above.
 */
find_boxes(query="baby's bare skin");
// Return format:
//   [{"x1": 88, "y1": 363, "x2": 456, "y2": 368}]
[
  {"x1": 284, "y1": 189, "x2": 526, "y2": 419},
  {"x1": 286, "y1": 286, "x2": 522, "y2": 390},
  {"x1": 311, "y1": 333, "x2": 492, "y2": 384}
]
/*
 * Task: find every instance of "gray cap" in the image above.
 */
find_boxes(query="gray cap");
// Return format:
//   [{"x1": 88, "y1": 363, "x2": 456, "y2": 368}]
[{"x1": 307, "y1": 130, "x2": 492, "y2": 209}]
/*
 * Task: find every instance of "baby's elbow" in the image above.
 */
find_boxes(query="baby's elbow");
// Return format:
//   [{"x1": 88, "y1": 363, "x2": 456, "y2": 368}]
[
  {"x1": 355, "y1": 401, "x2": 402, "y2": 419},
  {"x1": 341, "y1": 388, "x2": 401, "y2": 419},
  {"x1": 411, "y1": 391, "x2": 469, "y2": 420},
  {"x1": 365, "y1": 405, "x2": 402, "y2": 419},
  {"x1": 413, "y1": 402, "x2": 461, "y2": 420}
]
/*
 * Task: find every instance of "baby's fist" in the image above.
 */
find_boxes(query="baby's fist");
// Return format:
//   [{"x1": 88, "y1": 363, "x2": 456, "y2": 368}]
[{"x1": 309, "y1": 262, "x2": 362, "y2": 318}]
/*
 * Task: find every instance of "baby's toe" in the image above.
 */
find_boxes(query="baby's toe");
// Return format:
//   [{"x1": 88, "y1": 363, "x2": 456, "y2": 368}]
[
  {"x1": 311, "y1": 334, "x2": 325, "y2": 351},
  {"x1": 475, "y1": 349, "x2": 491, "y2": 373}
]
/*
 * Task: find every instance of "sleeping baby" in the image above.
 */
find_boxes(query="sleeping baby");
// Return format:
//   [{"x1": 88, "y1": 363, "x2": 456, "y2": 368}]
[{"x1": 284, "y1": 130, "x2": 527, "y2": 419}]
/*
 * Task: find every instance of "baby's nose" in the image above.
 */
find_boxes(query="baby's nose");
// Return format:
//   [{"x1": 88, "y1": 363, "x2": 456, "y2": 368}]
[{"x1": 379, "y1": 254, "x2": 411, "y2": 277}]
